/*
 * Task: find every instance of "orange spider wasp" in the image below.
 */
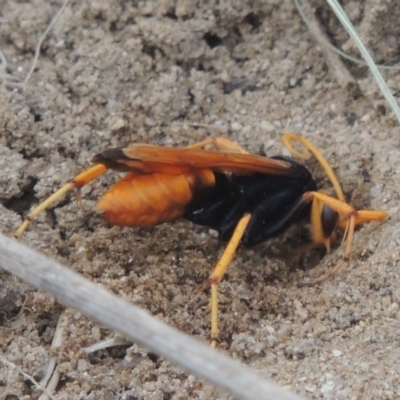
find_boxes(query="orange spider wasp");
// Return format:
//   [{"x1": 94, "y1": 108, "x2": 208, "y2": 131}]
[{"x1": 15, "y1": 133, "x2": 387, "y2": 346}]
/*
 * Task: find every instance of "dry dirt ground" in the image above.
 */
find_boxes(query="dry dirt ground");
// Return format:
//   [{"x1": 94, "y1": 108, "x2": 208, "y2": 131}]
[{"x1": 1, "y1": 1, "x2": 400, "y2": 399}]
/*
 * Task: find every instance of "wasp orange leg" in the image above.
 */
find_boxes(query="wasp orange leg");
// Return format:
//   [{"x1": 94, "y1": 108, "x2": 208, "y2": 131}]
[
  {"x1": 15, "y1": 164, "x2": 108, "y2": 238},
  {"x1": 301, "y1": 191, "x2": 387, "y2": 286},
  {"x1": 208, "y1": 213, "x2": 251, "y2": 347}
]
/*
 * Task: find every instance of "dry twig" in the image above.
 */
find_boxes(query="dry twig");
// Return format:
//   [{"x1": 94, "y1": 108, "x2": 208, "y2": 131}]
[
  {"x1": 0, "y1": 355, "x2": 56, "y2": 400},
  {"x1": 24, "y1": 0, "x2": 69, "y2": 84},
  {"x1": 0, "y1": 233, "x2": 305, "y2": 400},
  {"x1": 294, "y1": 0, "x2": 356, "y2": 89},
  {"x1": 38, "y1": 310, "x2": 67, "y2": 400}
]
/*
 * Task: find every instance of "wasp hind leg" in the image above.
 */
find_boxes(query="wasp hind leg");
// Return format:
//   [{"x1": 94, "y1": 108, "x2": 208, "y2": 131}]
[
  {"x1": 207, "y1": 214, "x2": 251, "y2": 347},
  {"x1": 301, "y1": 191, "x2": 387, "y2": 286},
  {"x1": 15, "y1": 164, "x2": 108, "y2": 238}
]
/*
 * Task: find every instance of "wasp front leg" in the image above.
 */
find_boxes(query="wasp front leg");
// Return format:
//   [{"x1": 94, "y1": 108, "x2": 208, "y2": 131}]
[{"x1": 302, "y1": 191, "x2": 387, "y2": 286}]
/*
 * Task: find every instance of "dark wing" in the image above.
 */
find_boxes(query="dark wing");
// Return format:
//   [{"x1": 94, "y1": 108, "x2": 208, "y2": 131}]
[{"x1": 91, "y1": 144, "x2": 298, "y2": 177}]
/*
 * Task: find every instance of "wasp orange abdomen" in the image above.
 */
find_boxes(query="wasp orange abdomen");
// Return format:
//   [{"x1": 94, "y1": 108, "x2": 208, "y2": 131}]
[{"x1": 96, "y1": 170, "x2": 215, "y2": 227}]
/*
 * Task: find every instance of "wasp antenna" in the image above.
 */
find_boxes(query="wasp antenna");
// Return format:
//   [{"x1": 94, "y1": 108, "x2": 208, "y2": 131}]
[{"x1": 283, "y1": 133, "x2": 345, "y2": 202}]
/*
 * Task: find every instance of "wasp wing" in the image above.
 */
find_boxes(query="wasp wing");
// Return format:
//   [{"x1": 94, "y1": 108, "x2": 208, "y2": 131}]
[{"x1": 92, "y1": 144, "x2": 297, "y2": 177}]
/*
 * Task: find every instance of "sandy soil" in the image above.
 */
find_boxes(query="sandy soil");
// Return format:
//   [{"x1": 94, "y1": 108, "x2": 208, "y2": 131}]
[{"x1": 1, "y1": 1, "x2": 399, "y2": 399}]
